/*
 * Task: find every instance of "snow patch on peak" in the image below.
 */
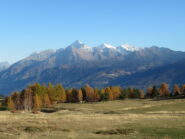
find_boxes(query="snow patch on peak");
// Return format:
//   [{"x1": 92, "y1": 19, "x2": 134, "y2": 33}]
[
  {"x1": 67, "y1": 40, "x2": 92, "y2": 51},
  {"x1": 119, "y1": 44, "x2": 140, "y2": 52},
  {"x1": 98, "y1": 43, "x2": 116, "y2": 49}
]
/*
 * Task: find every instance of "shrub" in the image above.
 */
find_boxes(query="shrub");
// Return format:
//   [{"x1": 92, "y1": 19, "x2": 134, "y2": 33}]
[
  {"x1": 40, "y1": 108, "x2": 58, "y2": 113},
  {"x1": 0, "y1": 106, "x2": 10, "y2": 111}
]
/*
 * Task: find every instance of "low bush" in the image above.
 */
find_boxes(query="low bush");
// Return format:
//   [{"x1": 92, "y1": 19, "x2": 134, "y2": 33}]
[
  {"x1": 40, "y1": 108, "x2": 59, "y2": 113},
  {"x1": 0, "y1": 106, "x2": 10, "y2": 111}
]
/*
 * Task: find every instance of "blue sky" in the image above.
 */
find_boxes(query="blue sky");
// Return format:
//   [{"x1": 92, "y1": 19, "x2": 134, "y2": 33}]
[{"x1": 0, "y1": 0, "x2": 185, "y2": 63}]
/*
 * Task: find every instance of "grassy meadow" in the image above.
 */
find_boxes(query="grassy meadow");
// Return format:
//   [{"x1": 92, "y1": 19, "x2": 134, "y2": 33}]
[{"x1": 0, "y1": 99, "x2": 185, "y2": 139}]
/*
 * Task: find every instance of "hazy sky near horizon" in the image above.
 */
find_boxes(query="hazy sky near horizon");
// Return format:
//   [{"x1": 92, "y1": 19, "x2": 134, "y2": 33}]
[{"x1": 0, "y1": 0, "x2": 185, "y2": 63}]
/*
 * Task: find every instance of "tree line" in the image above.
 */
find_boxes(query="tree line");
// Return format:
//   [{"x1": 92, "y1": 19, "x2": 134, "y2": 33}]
[{"x1": 2, "y1": 83, "x2": 185, "y2": 111}]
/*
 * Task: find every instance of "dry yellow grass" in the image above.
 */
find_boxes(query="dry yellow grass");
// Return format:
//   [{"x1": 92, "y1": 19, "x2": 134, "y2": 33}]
[{"x1": 0, "y1": 99, "x2": 185, "y2": 139}]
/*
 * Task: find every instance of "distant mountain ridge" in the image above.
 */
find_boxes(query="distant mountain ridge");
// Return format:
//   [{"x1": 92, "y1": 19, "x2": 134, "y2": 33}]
[
  {"x1": 0, "y1": 62, "x2": 10, "y2": 72},
  {"x1": 0, "y1": 40, "x2": 185, "y2": 95}
]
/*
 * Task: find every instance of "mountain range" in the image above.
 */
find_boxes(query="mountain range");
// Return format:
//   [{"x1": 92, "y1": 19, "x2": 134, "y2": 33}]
[
  {"x1": 0, "y1": 62, "x2": 10, "y2": 72},
  {"x1": 0, "y1": 40, "x2": 185, "y2": 95}
]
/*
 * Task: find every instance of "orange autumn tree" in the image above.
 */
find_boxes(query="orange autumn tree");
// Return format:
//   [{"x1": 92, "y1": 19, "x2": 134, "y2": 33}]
[
  {"x1": 47, "y1": 83, "x2": 56, "y2": 102},
  {"x1": 11, "y1": 92, "x2": 21, "y2": 110},
  {"x1": 159, "y1": 83, "x2": 170, "y2": 97},
  {"x1": 82, "y1": 84, "x2": 99, "y2": 102},
  {"x1": 104, "y1": 87, "x2": 113, "y2": 100},
  {"x1": 173, "y1": 84, "x2": 181, "y2": 96},
  {"x1": 4, "y1": 96, "x2": 15, "y2": 110},
  {"x1": 3, "y1": 82, "x2": 185, "y2": 111},
  {"x1": 43, "y1": 93, "x2": 51, "y2": 107},
  {"x1": 110, "y1": 86, "x2": 121, "y2": 100},
  {"x1": 20, "y1": 88, "x2": 33, "y2": 111},
  {"x1": 33, "y1": 93, "x2": 42, "y2": 110}
]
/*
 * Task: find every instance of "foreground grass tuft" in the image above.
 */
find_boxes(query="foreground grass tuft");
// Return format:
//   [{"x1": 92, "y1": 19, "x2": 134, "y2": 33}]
[
  {"x1": 95, "y1": 128, "x2": 134, "y2": 135},
  {"x1": 24, "y1": 126, "x2": 46, "y2": 133}
]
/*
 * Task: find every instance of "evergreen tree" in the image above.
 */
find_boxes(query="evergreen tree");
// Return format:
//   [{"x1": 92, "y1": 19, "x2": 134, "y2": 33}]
[
  {"x1": 151, "y1": 86, "x2": 159, "y2": 98},
  {"x1": 81, "y1": 87, "x2": 87, "y2": 101},
  {"x1": 120, "y1": 88, "x2": 129, "y2": 99},
  {"x1": 128, "y1": 88, "x2": 135, "y2": 98},
  {"x1": 66, "y1": 89, "x2": 73, "y2": 102},
  {"x1": 145, "y1": 87, "x2": 152, "y2": 98},
  {"x1": 181, "y1": 84, "x2": 185, "y2": 95},
  {"x1": 70, "y1": 89, "x2": 83, "y2": 102},
  {"x1": 99, "y1": 88, "x2": 109, "y2": 101}
]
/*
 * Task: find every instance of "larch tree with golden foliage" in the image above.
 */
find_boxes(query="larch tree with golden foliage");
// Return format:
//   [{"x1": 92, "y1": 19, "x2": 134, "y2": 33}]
[
  {"x1": 110, "y1": 86, "x2": 121, "y2": 100},
  {"x1": 43, "y1": 93, "x2": 51, "y2": 107},
  {"x1": 159, "y1": 83, "x2": 170, "y2": 97},
  {"x1": 54, "y1": 84, "x2": 66, "y2": 103},
  {"x1": 20, "y1": 88, "x2": 33, "y2": 111},
  {"x1": 173, "y1": 84, "x2": 181, "y2": 96},
  {"x1": 47, "y1": 83, "x2": 56, "y2": 102},
  {"x1": 5, "y1": 96, "x2": 15, "y2": 110},
  {"x1": 94, "y1": 88, "x2": 100, "y2": 101},
  {"x1": 104, "y1": 87, "x2": 113, "y2": 100},
  {"x1": 82, "y1": 84, "x2": 98, "y2": 102},
  {"x1": 11, "y1": 92, "x2": 21, "y2": 110},
  {"x1": 33, "y1": 93, "x2": 41, "y2": 110}
]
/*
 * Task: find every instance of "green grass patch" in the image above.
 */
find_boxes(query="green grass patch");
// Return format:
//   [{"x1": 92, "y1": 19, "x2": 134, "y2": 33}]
[{"x1": 139, "y1": 126, "x2": 185, "y2": 138}]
